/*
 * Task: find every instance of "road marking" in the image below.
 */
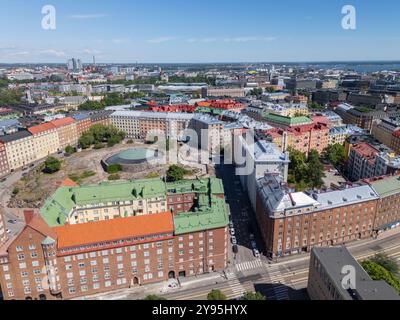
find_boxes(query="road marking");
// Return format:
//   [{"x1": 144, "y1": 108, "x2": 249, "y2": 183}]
[{"x1": 236, "y1": 260, "x2": 263, "y2": 272}]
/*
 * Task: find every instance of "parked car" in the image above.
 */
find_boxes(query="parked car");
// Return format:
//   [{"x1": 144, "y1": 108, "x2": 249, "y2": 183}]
[
  {"x1": 8, "y1": 219, "x2": 17, "y2": 224},
  {"x1": 249, "y1": 233, "x2": 255, "y2": 240},
  {"x1": 6, "y1": 229, "x2": 11, "y2": 235},
  {"x1": 251, "y1": 240, "x2": 257, "y2": 249},
  {"x1": 253, "y1": 249, "x2": 260, "y2": 258},
  {"x1": 230, "y1": 228, "x2": 235, "y2": 236},
  {"x1": 231, "y1": 236, "x2": 237, "y2": 245},
  {"x1": 229, "y1": 221, "x2": 234, "y2": 229},
  {"x1": 232, "y1": 245, "x2": 239, "y2": 254}
]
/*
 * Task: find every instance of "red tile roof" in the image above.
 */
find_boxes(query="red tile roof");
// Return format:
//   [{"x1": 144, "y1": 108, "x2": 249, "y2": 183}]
[
  {"x1": 28, "y1": 122, "x2": 56, "y2": 135},
  {"x1": 49, "y1": 117, "x2": 75, "y2": 128},
  {"x1": 54, "y1": 212, "x2": 174, "y2": 249}
]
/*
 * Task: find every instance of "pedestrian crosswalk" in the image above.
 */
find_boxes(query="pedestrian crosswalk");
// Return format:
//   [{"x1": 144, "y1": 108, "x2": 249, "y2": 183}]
[
  {"x1": 235, "y1": 259, "x2": 264, "y2": 272},
  {"x1": 228, "y1": 278, "x2": 246, "y2": 298},
  {"x1": 265, "y1": 266, "x2": 290, "y2": 300}
]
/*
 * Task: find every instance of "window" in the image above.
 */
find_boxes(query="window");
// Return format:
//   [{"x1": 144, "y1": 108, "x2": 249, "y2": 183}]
[{"x1": 19, "y1": 263, "x2": 27, "y2": 269}]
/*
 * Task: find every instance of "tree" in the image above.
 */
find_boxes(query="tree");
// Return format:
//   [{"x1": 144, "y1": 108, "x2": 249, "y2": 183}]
[
  {"x1": 307, "y1": 150, "x2": 325, "y2": 189},
  {"x1": 143, "y1": 294, "x2": 166, "y2": 300},
  {"x1": 107, "y1": 164, "x2": 122, "y2": 174},
  {"x1": 371, "y1": 254, "x2": 399, "y2": 275},
  {"x1": 78, "y1": 125, "x2": 125, "y2": 149},
  {"x1": 42, "y1": 157, "x2": 61, "y2": 174},
  {"x1": 240, "y1": 292, "x2": 266, "y2": 300},
  {"x1": 108, "y1": 174, "x2": 121, "y2": 181},
  {"x1": 324, "y1": 143, "x2": 346, "y2": 166},
  {"x1": 249, "y1": 88, "x2": 263, "y2": 96},
  {"x1": 361, "y1": 260, "x2": 400, "y2": 294},
  {"x1": 207, "y1": 289, "x2": 227, "y2": 301},
  {"x1": 65, "y1": 145, "x2": 76, "y2": 155},
  {"x1": 166, "y1": 165, "x2": 189, "y2": 182}
]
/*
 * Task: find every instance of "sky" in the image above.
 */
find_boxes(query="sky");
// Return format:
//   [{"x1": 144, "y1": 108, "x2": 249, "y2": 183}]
[{"x1": 0, "y1": 0, "x2": 400, "y2": 63}]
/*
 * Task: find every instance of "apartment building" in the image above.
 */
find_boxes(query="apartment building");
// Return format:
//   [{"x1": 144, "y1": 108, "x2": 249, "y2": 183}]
[
  {"x1": 0, "y1": 141, "x2": 10, "y2": 177},
  {"x1": 263, "y1": 113, "x2": 313, "y2": 129},
  {"x1": 347, "y1": 142, "x2": 400, "y2": 181},
  {"x1": 28, "y1": 123, "x2": 60, "y2": 161},
  {"x1": 205, "y1": 88, "x2": 246, "y2": 98},
  {"x1": 0, "y1": 131, "x2": 36, "y2": 171},
  {"x1": 0, "y1": 208, "x2": 6, "y2": 245},
  {"x1": 366, "y1": 175, "x2": 400, "y2": 233},
  {"x1": 0, "y1": 178, "x2": 229, "y2": 300},
  {"x1": 263, "y1": 103, "x2": 309, "y2": 117},
  {"x1": 391, "y1": 130, "x2": 400, "y2": 154},
  {"x1": 255, "y1": 173, "x2": 379, "y2": 259},
  {"x1": 328, "y1": 125, "x2": 365, "y2": 146},
  {"x1": 266, "y1": 122, "x2": 329, "y2": 155},
  {"x1": 191, "y1": 114, "x2": 225, "y2": 156},
  {"x1": 90, "y1": 111, "x2": 113, "y2": 127},
  {"x1": 111, "y1": 111, "x2": 194, "y2": 141},
  {"x1": 308, "y1": 247, "x2": 400, "y2": 300},
  {"x1": 40, "y1": 177, "x2": 225, "y2": 227},
  {"x1": 371, "y1": 118, "x2": 400, "y2": 148},
  {"x1": 49, "y1": 117, "x2": 78, "y2": 149},
  {"x1": 72, "y1": 113, "x2": 92, "y2": 136},
  {"x1": 234, "y1": 133, "x2": 290, "y2": 210}
]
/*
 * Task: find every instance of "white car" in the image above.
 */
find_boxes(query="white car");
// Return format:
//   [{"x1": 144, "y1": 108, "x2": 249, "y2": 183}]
[
  {"x1": 230, "y1": 228, "x2": 235, "y2": 236},
  {"x1": 253, "y1": 249, "x2": 260, "y2": 258},
  {"x1": 6, "y1": 229, "x2": 11, "y2": 235},
  {"x1": 231, "y1": 236, "x2": 238, "y2": 245}
]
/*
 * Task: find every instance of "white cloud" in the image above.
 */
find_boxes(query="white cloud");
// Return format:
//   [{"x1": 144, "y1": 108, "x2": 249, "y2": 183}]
[
  {"x1": 112, "y1": 38, "x2": 130, "y2": 44},
  {"x1": 224, "y1": 36, "x2": 277, "y2": 42},
  {"x1": 187, "y1": 38, "x2": 217, "y2": 43},
  {"x1": 147, "y1": 37, "x2": 177, "y2": 44},
  {"x1": 68, "y1": 14, "x2": 108, "y2": 19},
  {"x1": 39, "y1": 49, "x2": 67, "y2": 58}
]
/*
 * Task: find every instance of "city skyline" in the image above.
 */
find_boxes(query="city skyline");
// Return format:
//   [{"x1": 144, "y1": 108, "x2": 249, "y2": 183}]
[{"x1": 1, "y1": 0, "x2": 400, "y2": 63}]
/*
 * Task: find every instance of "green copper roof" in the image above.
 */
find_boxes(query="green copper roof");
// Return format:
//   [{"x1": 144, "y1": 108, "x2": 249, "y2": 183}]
[
  {"x1": 370, "y1": 176, "x2": 400, "y2": 198},
  {"x1": 173, "y1": 196, "x2": 229, "y2": 235},
  {"x1": 264, "y1": 113, "x2": 312, "y2": 126},
  {"x1": 40, "y1": 177, "x2": 225, "y2": 227}
]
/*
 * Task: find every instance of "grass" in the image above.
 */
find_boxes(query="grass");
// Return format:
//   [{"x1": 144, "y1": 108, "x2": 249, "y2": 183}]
[
  {"x1": 68, "y1": 170, "x2": 96, "y2": 184},
  {"x1": 145, "y1": 172, "x2": 160, "y2": 179}
]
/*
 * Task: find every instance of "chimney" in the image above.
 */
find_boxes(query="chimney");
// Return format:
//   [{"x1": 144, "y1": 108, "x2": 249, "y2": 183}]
[{"x1": 23, "y1": 210, "x2": 36, "y2": 224}]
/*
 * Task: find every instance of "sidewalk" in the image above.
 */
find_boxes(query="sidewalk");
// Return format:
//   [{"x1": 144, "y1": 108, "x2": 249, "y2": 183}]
[{"x1": 76, "y1": 271, "x2": 227, "y2": 300}]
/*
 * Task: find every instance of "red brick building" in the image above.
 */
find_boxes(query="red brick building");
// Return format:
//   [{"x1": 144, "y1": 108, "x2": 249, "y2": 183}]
[{"x1": 255, "y1": 174, "x2": 379, "y2": 259}]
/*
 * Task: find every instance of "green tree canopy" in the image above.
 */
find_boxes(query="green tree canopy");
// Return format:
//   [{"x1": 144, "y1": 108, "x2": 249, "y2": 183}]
[
  {"x1": 78, "y1": 125, "x2": 125, "y2": 149},
  {"x1": 143, "y1": 294, "x2": 166, "y2": 300},
  {"x1": 324, "y1": 143, "x2": 346, "y2": 166},
  {"x1": 361, "y1": 260, "x2": 400, "y2": 294},
  {"x1": 307, "y1": 150, "x2": 325, "y2": 189},
  {"x1": 42, "y1": 157, "x2": 61, "y2": 174},
  {"x1": 166, "y1": 165, "x2": 189, "y2": 182},
  {"x1": 240, "y1": 291, "x2": 266, "y2": 300},
  {"x1": 207, "y1": 289, "x2": 227, "y2": 301}
]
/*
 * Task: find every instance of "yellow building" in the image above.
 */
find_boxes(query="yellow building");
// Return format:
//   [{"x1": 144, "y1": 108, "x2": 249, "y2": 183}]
[
  {"x1": 0, "y1": 130, "x2": 36, "y2": 170},
  {"x1": 28, "y1": 123, "x2": 60, "y2": 161}
]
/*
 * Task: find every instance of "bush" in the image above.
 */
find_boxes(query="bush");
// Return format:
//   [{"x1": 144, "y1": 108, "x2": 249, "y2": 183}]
[
  {"x1": 146, "y1": 172, "x2": 160, "y2": 179},
  {"x1": 42, "y1": 157, "x2": 61, "y2": 174},
  {"x1": 240, "y1": 292, "x2": 266, "y2": 300},
  {"x1": 65, "y1": 145, "x2": 76, "y2": 155},
  {"x1": 12, "y1": 187, "x2": 20, "y2": 195},
  {"x1": 93, "y1": 143, "x2": 106, "y2": 150},
  {"x1": 108, "y1": 174, "x2": 121, "y2": 181},
  {"x1": 166, "y1": 165, "x2": 190, "y2": 182},
  {"x1": 107, "y1": 164, "x2": 122, "y2": 174},
  {"x1": 207, "y1": 289, "x2": 227, "y2": 301},
  {"x1": 126, "y1": 139, "x2": 134, "y2": 144},
  {"x1": 143, "y1": 295, "x2": 166, "y2": 301}
]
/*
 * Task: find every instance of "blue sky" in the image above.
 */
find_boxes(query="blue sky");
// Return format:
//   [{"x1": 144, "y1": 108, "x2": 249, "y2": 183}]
[{"x1": 0, "y1": 0, "x2": 399, "y2": 63}]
